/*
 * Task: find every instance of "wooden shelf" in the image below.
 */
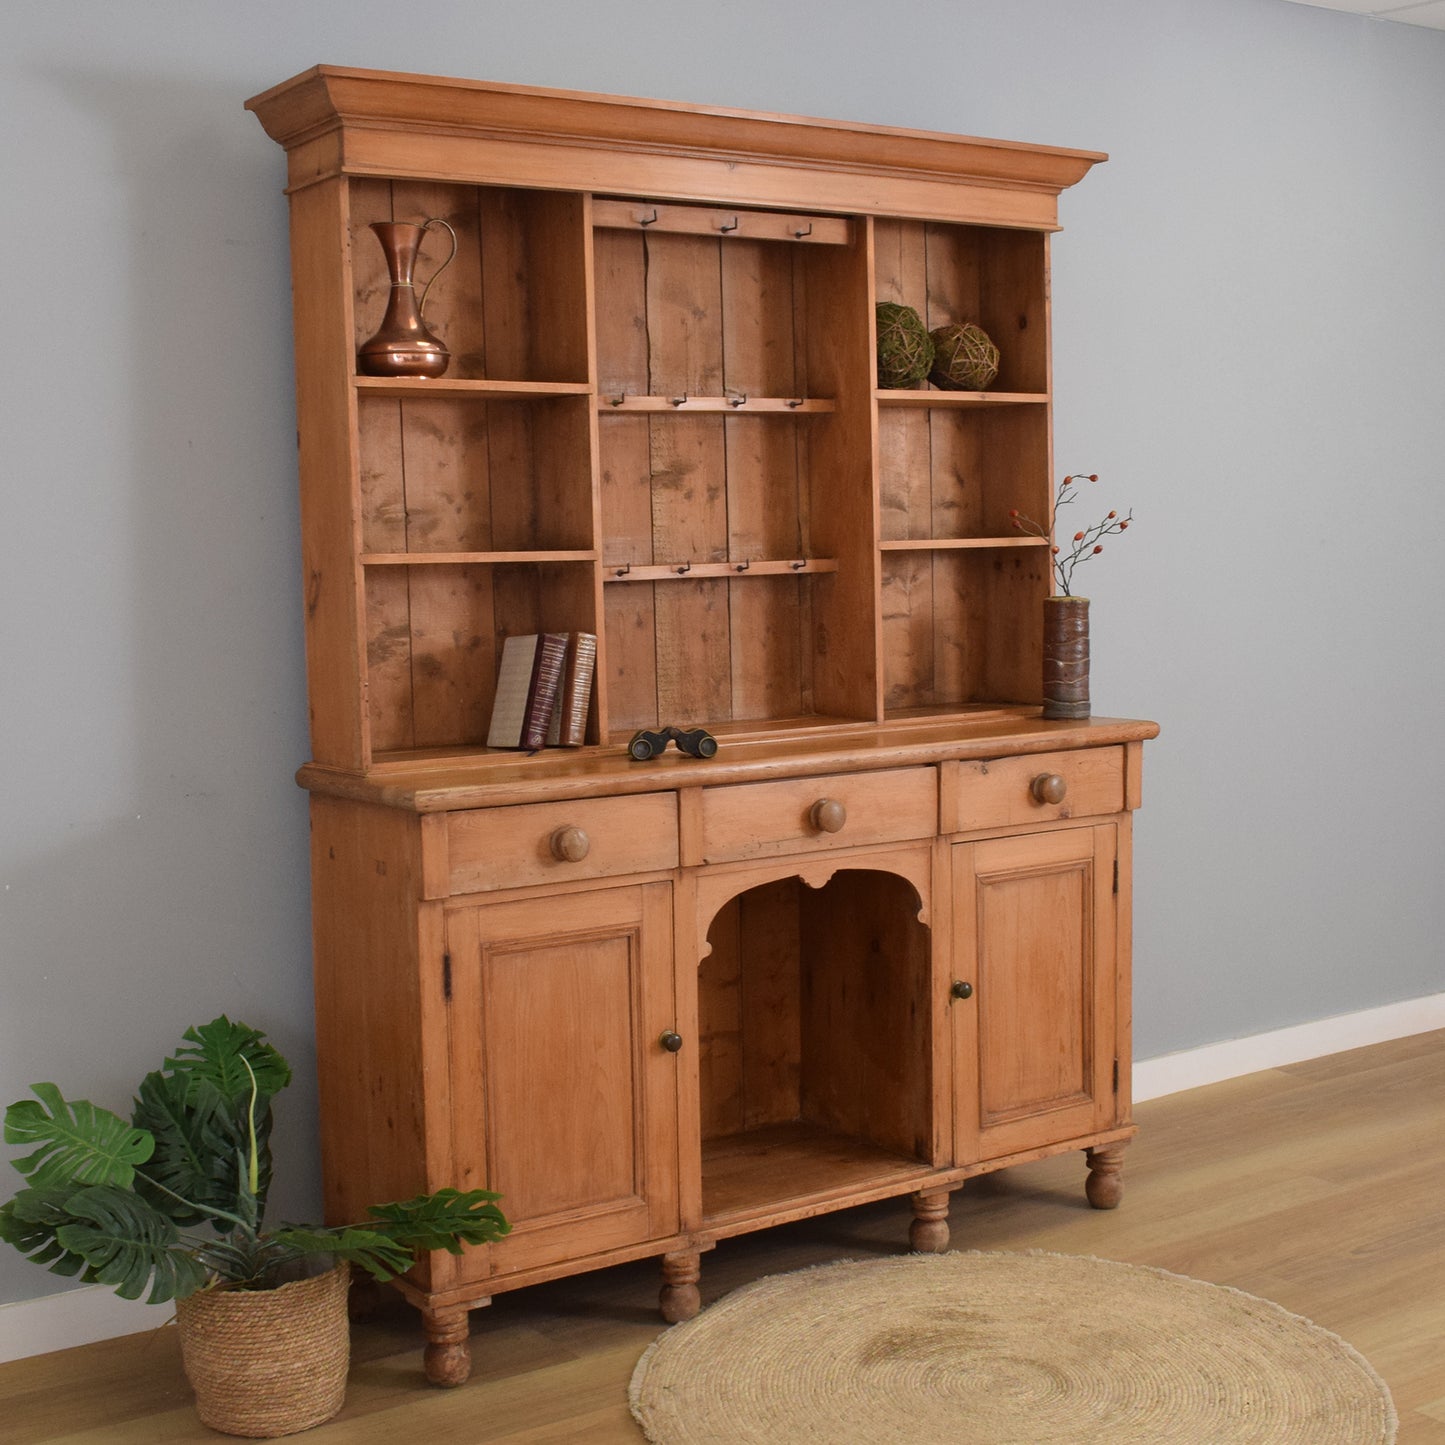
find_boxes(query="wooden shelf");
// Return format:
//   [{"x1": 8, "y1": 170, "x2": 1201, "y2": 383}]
[
  {"x1": 879, "y1": 537, "x2": 1048, "y2": 552},
  {"x1": 701, "y1": 1122, "x2": 932, "y2": 1236},
  {"x1": 355, "y1": 377, "x2": 592, "y2": 401},
  {"x1": 598, "y1": 395, "x2": 834, "y2": 413},
  {"x1": 604, "y1": 558, "x2": 837, "y2": 582},
  {"x1": 362, "y1": 550, "x2": 597, "y2": 567},
  {"x1": 875, "y1": 389, "x2": 1049, "y2": 407}
]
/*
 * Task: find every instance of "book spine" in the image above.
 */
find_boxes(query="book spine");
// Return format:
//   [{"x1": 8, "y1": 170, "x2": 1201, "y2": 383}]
[
  {"x1": 520, "y1": 632, "x2": 569, "y2": 750},
  {"x1": 559, "y1": 632, "x2": 597, "y2": 746}
]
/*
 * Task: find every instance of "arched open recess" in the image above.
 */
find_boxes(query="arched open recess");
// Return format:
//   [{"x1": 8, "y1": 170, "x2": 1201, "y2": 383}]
[{"x1": 692, "y1": 861, "x2": 937, "y2": 1231}]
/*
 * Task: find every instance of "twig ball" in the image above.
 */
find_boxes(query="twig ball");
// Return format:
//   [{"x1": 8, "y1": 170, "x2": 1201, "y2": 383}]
[
  {"x1": 875, "y1": 303, "x2": 934, "y2": 389},
  {"x1": 929, "y1": 322, "x2": 1000, "y2": 391}
]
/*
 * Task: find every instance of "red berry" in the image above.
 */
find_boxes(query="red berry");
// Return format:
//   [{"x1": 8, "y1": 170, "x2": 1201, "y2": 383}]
[
  {"x1": 1073, "y1": 532, "x2": 1085, "y2": 541},
  {"x1": 1093, "y1": 544, "x2": 1103, "y2": 553},
  {"x1": 1088, "y1": 474, "x2": 1099, "y2": 482}
]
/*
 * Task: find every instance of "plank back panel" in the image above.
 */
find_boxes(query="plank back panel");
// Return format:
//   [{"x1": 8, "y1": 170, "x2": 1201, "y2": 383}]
[{"x1": 800, "y1": 870, "x2": 932, "y2": 1160}]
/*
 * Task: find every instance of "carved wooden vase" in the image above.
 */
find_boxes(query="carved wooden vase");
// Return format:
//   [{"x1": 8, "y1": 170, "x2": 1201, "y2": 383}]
[{"x1": 1042, "y1": 595, "x2": 1090, "y2": 720}]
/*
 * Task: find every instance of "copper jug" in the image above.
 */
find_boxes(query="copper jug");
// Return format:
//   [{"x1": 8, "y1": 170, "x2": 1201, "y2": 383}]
[{"x1": 357, "y1": 217, "x2": 458, "y2": 378}]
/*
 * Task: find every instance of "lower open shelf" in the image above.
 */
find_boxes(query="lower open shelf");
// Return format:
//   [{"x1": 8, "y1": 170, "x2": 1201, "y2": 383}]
[{"x1": 701, "y1": 1122, "x2": 935, "y2": 1238}]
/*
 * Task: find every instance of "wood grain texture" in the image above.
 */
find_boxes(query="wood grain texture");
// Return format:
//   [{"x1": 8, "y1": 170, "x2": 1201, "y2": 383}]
[
  {"x1": 951, "y1": 745, "x2": 1126, "y2": 831},
  {"x1": 246, "y1": 66, "x2": 1105, "y2": 214},
  {"x1": 952, "y1": 824, "x2": 1120, "y2": 1163},
  {"x1": 443, "y1": 884, "x2": 679, "y2": 1281},
  {"x1": 444, "y1": 794, "x2": 678, "y2": 894},
  {"x1": 697, "y1": 765, "x2": 937, "y2": 865},
  {"x1": 306, "y1": 797, "x2": 437, "y2": 1227}
]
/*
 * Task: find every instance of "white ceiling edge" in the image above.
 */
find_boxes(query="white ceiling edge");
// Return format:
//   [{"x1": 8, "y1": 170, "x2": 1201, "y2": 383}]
[{"x1": 1277, "y1": 0, "x2": 1445, "y2": 28}]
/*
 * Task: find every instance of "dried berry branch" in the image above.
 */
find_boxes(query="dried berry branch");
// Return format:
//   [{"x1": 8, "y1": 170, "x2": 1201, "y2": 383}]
[{"x1": 1010, "y1": 473, "x2": 1133, "y2": 597}]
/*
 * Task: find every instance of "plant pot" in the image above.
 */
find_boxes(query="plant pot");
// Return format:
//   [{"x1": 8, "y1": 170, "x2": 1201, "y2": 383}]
[
  {"x1": 176, "y1": 1263, "x2": 351, "y2": 1438},
  {"x1": 1042, "y1": 595, "x2": 1090, "y2": 720}
]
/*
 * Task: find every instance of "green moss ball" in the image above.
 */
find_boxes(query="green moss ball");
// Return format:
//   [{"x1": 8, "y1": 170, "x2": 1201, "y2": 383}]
[
  {"x1": 929, "y1": 322, "x2": 1001, "y2": 391},
  {"x1": 875, "y1": 303, "x2": 934, "y2": 389}
]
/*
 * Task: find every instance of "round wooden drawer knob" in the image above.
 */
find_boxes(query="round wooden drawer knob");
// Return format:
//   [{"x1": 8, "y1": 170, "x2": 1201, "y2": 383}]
[
  {"x1": 1031, "y1": 773, "x2": 1068, "y2": 805},
  {"x1": 810, "y1": 798, "x2": 847, "y2": 834},
  {"x1": 549, "y1": 825, "x2": 591, "y2": 862}
]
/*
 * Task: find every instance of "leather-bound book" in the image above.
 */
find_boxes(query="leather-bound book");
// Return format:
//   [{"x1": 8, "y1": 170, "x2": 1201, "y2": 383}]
[{"x1": 487, "y1": 633, "x2": 568, "y2": 750}]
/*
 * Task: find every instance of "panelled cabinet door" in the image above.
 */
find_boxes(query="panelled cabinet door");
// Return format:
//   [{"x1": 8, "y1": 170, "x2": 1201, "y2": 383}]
[
  {"x1": 444, "y1": 882, "x2": 680, "y2": 1278},
  {"x1": 951, "y1": 825, "x2": 1119, "y2": 1164}
]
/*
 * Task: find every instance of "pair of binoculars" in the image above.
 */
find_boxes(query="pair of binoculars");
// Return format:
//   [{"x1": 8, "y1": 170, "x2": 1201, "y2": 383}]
[{"x1": 628, "y1": 726, "x2": 719, "y2": 761}]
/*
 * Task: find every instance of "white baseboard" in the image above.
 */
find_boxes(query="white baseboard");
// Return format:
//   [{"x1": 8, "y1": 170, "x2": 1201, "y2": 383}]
[
  {"x1": 0, "y1": 1284, "x2": 169, "y2": 1364},
  {"x1": 3, "y1": 991, "x2": 1442, "y2": 1365},
  {"x1": 1133, "y1": 991, "x2": 1445, "y2": 1102}
]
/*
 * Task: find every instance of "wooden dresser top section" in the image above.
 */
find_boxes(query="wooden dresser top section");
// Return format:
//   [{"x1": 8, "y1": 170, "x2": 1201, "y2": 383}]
[
  {"x1": 296, "y1": 712, "x2": 1159, "y2": 814},
  {"x1": 245, "y1": 65, "x2": 1105, "y2": 229}
]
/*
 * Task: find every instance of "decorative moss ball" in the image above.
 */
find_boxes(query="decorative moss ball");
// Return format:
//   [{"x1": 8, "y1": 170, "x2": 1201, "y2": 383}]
[
  {"x1": 929, "y1": 322, "x2": 1001, "y2": 391},
  {"x1": 875, "y1": 303, "x2": 934, "y2": 389}
]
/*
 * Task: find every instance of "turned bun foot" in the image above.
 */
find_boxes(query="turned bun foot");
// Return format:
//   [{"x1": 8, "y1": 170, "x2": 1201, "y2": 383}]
[
  {"x1": 660, "y1": 1250, "x2": 702, "y2": 1323},
  {"x1": 1085, "y1": 1143, "x2": 1127, "y2": 1210},
  {"x1": 909, "y1": 1187, "x2": 953, "y2": 1253},
  {"x1": 424, "y1": 1339, "x2": 472, "y2": 1387},
  {"x1": 422, "y1": 1305, "x2": 475, "y2": 1387}
]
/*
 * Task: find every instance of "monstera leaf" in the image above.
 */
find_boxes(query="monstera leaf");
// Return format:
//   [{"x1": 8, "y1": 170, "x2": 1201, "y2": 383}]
[
  {"x1": 264, "y1": 1225, "x2": 417, "y2": 1284},
  {"x1": 365, "y1": 1188, "x2": 511, "y2": 1255},
  {"x1": 4, "y1": 1084, "x2": 154, "y2": 1190},
  {"x1": 162, "y1": 1016, "x2": 290, "y2": 1105},
  {"x1": 1, "y1": 1185, "x2": 206, "y2": 1303},
  {"x1": 131, "y1": 1071, "x2": 262, "y2": 1228},
  {"x1": 259, "y1": 1191, "x2": 512, "y2": 1287},
  {"x1": 54, "y1": 1184, "x2": 208, "y2": 1303},
  {"x1": 0, "y1": 1189, "x2": 93, "y2": 1279}
]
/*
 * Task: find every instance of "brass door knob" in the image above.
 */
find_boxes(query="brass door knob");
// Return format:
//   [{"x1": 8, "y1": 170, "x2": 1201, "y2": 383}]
[
  {"x1": 660, "y1": 1030, "x2": 684, "y2": 1053},
  {"x1": 550, "y1": 825, "x2": 591, "y2": 862},
  {"x1": 810, "y1": 798, "x2": 847, "y2": 833},
  {"x1": 950, "y1": 980, "x2": 974, "y2": 1000},
  {"x1": 1031, "y1": 773, "x2": 1067, "y2": 805}
]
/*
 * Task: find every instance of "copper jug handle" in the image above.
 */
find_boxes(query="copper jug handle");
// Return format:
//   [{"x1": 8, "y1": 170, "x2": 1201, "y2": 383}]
[{"x1": 416, "y1": 218, "x2": 458, "y2": 324}]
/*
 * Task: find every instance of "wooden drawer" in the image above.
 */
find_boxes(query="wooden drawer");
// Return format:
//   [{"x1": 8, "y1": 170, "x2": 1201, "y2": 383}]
[
  {"x1": 950, "y1": 746, "x2": 1125, "y2": 833},
  {"x1": 444, "y1": 794, "x2": 678, "y2": 895},
  {"x1": 698, "y1": 766, "x2": 937, "y2": 864}
]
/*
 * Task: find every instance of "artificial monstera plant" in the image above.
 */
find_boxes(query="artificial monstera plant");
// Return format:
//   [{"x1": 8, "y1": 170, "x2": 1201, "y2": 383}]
[{"x1": 0, "y1": 1016, "x2": 509, "y2": 1303}]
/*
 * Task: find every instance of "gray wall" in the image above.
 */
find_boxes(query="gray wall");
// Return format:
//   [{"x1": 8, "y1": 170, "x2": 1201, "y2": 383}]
[{"x1": 3, "y1": 0, "x2": 1442, "y2": 1308}]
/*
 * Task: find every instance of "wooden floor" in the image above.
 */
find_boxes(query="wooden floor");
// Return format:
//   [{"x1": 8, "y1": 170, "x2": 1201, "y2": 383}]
[{"x1": 3, "y1": 1030, "x2": 1442, "y2": 1443}]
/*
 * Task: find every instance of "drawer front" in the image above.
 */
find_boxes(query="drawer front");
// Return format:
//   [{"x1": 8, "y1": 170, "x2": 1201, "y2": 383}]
[
  {"x1": 953, "y1": 746, "x2": 1124, "y2": 832},
  {"x1": 699, "y1": 766, "x2": 937, "y2": 864},
  {"x1": 445, "y1": 794, "x2": 678, "y2": 895}
]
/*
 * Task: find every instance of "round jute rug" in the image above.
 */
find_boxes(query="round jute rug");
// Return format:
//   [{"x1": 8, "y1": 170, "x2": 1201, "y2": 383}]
[{"x1": 628, "y1": 1251, "x2": 1397, "y2": 1445}]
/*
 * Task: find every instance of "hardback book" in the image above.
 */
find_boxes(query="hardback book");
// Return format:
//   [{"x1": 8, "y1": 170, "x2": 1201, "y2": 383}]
[
  {"x1": 546, "y1": 632, "x2": 598, "y2": 748},
  {"x1": 487, "y1": 633, "x2": 569, "y2": 750}
]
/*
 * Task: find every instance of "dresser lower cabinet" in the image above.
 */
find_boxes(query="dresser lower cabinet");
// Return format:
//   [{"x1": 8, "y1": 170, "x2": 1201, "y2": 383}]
[
  {"x1": 412, "y1": 884, "x2": 680, "y2": 1383},
  {"x1": 306, "y1": 739, "x2": 1144, "y2": 1384},
  {"x1": 949, "y1": 823, "x2": 1131, "y2": 1208}
]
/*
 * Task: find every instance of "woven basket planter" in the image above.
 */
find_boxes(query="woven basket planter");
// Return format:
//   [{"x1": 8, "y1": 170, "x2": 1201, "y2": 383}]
[{"x1": 176, "y1": 1263, "x2": 351, "y2": 1438}]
